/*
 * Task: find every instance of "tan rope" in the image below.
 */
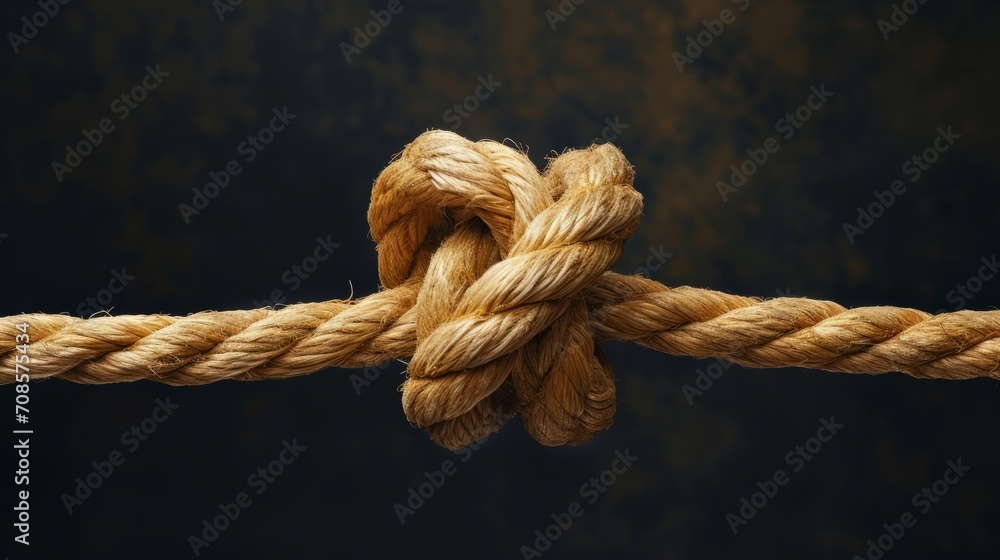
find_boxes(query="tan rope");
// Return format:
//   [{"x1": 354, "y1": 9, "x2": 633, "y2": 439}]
[{"x1": 3, "y1": 130, "x2": 998, "y2": 450}]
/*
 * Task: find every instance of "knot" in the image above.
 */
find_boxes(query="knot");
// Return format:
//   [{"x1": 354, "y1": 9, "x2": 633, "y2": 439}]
[{"x1": 369, "y1": 130, "x2": 643, "y2": 450}]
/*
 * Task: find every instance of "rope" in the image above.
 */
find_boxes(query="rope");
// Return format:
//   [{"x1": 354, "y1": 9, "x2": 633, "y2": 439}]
[{"x1": 3, "y1": 130, "x2": 998, "y2": 450}]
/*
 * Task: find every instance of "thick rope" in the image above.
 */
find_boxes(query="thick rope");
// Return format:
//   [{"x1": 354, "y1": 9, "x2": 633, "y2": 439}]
[{"x1": 3, "y1": 130, "x2": 998, "y2": 450}]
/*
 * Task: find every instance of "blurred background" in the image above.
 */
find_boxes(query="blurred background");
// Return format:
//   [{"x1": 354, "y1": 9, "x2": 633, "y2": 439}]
[{"x1": 2, "y1": 0, "x2": 999, "y2": 558}]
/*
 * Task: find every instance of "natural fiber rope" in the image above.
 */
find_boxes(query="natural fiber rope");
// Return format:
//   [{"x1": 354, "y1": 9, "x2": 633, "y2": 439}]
[{"x1": 3, "y1": 130, "x2": 998, "y2": 450}]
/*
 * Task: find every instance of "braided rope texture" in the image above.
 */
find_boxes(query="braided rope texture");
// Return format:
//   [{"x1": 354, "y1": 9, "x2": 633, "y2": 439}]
[{"x1": 3, "y1": 131, "x2": 998, "y2": 450}]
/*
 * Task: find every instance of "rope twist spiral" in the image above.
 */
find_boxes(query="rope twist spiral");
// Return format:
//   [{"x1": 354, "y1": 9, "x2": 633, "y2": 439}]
[{"x1": 3, "y1": 130, "x2": 998, "y2": 450}]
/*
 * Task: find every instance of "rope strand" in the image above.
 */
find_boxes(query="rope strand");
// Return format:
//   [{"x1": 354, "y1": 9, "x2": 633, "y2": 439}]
[
  {"x1": 4, "y1": 276, "x2": 997, "y2": 386},
  {"x1": 4, "y1": 130, "x2": 997, "y2": 449}
]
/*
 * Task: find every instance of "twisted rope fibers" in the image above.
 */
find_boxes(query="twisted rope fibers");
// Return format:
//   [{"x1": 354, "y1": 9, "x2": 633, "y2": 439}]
[{"x1": 3, "y1": 131, "x2": 998, "y2": 450}]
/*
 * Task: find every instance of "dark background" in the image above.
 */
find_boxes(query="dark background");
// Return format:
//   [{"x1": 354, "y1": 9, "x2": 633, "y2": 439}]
[{"x1": 3, "y1": 0, "x2": 999, "y2": 558}]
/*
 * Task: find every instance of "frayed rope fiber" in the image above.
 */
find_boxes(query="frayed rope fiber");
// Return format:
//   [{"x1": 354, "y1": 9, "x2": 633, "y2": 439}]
[{"x1": 3, "y1": 130, "x2": 999, "y2": 450}]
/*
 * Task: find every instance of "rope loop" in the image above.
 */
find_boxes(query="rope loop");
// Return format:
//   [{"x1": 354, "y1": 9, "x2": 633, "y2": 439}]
[
  {"x1": 3, "y1": 130, "x2": 999, "y2": 451},
  {"x1": 370, "y1": 130, "x2": 642, "y2": 449}
]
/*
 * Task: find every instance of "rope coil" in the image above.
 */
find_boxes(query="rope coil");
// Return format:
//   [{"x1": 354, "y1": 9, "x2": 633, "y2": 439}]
[{"x1": 3, "y1": 130, "x2": 998, "y2": 450}]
